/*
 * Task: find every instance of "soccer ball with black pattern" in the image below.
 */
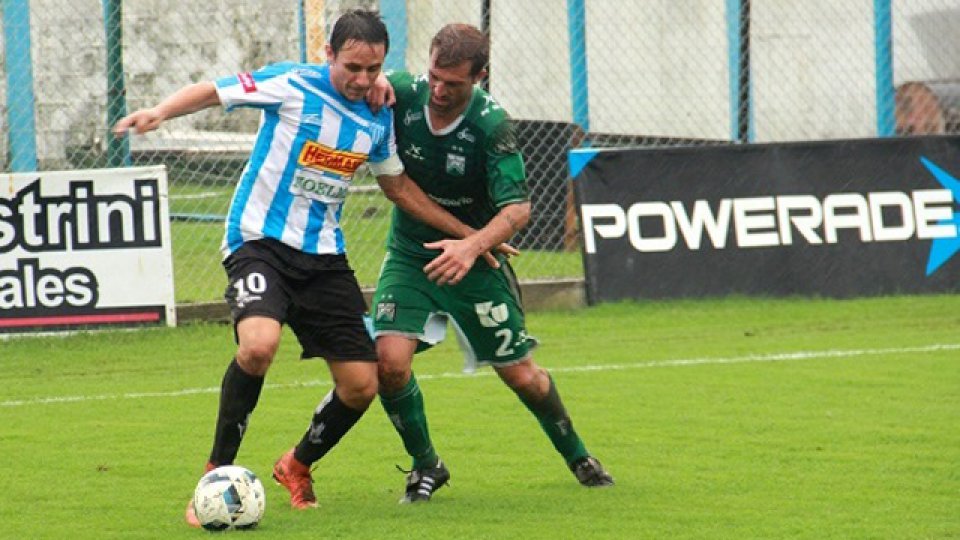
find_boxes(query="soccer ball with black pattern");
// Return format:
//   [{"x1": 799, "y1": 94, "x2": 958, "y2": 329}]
[{"x1": 192, "y1": 465, "x2": 266, "y2": 531}]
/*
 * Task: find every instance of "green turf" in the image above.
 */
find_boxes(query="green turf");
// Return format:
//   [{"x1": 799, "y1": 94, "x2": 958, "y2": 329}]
[{"x1": 2, "y1": 295, "x2": 958, "y2": 538}]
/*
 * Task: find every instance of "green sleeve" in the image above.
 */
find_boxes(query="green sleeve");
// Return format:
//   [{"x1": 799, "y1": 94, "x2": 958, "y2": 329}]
[
  {"x1": 386, "y1": 70, "x2": 417, "y2": 108},
  {"x1": 486, "y1": 119, "x2": 529, "y2": 207}
]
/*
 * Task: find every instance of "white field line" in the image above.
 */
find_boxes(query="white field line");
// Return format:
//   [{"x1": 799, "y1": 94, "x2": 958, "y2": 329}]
[
  {"x1": 169, "y1": 191, "x2": 223, "y2": 200},
  {"x1": 3, "y1": 343, "x2": 958, "y2": 408}
]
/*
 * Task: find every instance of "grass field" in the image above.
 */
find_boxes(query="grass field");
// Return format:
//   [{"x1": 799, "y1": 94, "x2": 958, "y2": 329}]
[{"x1": 2, "y1": 295, "x2": 958, "y2": 539}]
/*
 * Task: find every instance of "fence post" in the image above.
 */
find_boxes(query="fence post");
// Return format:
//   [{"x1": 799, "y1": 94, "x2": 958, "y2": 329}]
[
  {"x1": 567, "y1": 0, "x2": 589, "y2": 143},
  {"x1": 102, "y1": 0, "x2": 130, "y2": 167},
  {"x1": 298, "y1": 0, "x2": 307, "y2": 62},
  {"x1": 874, "y1": 0, "x2": 895, "y2": 137},
  {"x1": 380, "y1": 0, "x2": 407, "y2": 71},
  {"x1": 726, "y1": 0, "x2": 753, "y2": 143},
  {"x1": 2, "y1": 0, "x2": 38, "y2": 171},
  {"x1": 480, "y1": 0, "x2": 490, "y2": 91}
]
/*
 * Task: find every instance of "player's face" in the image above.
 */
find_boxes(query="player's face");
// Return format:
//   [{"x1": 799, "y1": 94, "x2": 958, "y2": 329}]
[
  {"x1": 427, "y1": 50, "x2": 481, "y2": 116},
  {"x1": 327, "y1": 39, "x2": 386, "y2": 101}
]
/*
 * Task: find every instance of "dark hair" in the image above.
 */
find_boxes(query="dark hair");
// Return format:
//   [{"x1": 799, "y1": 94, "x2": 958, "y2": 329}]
[
  {"x1": 430, "y1": 23, "x2": 489, "y2": 76},
  {"x1": 329, "y1": 8, "x2": 389, "y2": 55}
]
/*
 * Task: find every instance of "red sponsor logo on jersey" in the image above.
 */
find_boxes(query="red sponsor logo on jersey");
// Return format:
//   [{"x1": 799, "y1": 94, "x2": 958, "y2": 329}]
[
  {"x1": 238, "y1": 72, "x2": 256, "y2": 93},
  {"x1": 298, "y1": 141, "x2": 368, "y2": 176}
]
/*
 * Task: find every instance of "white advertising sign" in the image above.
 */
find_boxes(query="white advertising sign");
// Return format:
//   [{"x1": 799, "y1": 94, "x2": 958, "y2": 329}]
[{"x1": 0, "y1": 166, "x2": 176, "y2": 333}]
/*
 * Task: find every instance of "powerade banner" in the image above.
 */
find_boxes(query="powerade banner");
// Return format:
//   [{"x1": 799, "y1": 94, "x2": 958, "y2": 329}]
[
  {"x1": 0, "y1": 166, "x2": 176, "y2": 333},
  {"x1": 569, "y1": 137, "x2": 960, "y2": 303}
]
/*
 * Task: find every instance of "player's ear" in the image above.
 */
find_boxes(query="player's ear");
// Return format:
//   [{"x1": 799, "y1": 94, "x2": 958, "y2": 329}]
[
  {"x1": 325, "y1": 44, "x2": 335, "y2": 64},
  {"x1": 475, "y1": 68, "x2": 488, "y2": 84}
]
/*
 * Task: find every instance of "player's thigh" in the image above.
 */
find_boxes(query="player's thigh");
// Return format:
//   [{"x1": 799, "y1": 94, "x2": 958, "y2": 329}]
[
  {"x1": 448, "y1": 266, "x2": 534, "y2": 364},
  {"x1": 223, "y1": 251, "x2": 291, "y2": 329},
  {"x1": 371, "y1": 253, "x2": 438, "y2": 337},
  {"x1": 287, "y1": 269, "x2": 376, "y2": 362}
]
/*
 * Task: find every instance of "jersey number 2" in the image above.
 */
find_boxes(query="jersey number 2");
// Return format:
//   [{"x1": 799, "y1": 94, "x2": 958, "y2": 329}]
[{"x1": 495, "y1": 329, "x2": 514, "y2": 357}]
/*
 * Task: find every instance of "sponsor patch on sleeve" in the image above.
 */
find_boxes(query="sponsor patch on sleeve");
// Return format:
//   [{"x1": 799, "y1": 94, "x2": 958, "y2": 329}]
[{"x1": 238, "y1": 72, "x2": 257, "y2": 93}]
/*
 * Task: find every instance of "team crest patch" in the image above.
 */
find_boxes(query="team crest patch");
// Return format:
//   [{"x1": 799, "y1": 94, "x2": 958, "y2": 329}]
[
  {"x1": 376, "y1": 302, "x2": 396, "y2": 322},
  {"x1": 446, "y1": 153, "x2": 466, "y2": 175}
]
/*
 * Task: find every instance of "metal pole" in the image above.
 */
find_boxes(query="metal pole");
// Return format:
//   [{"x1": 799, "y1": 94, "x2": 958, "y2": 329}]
[
  {"x1": 481, "y1": 0, "x2": 491, "y2": 91},
  {"x1": 380, "y1": 0, "x2": 407, "y2": 71},
  {"x1": 874, "y1": 0, "x2": 895, "y2": 137},
  {"x1": 103, "y1": 0, "x2": 131, "y2": 167},
  {"x1": 3, "y1": 0, "x2": 38, "y2": 171},
  {"x1": 726, "y1": 0, "x2": 753, "y2": 143},
  {"x1": 567, "y1": 0, "x2": 590, "y2": 141},
  {"x1": 298, "y1": 0, "x2": 307, "y2": 63}
]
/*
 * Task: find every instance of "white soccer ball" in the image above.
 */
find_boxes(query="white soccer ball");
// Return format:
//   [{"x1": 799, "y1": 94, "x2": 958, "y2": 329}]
[{"x1": 192, "y1": 465, "x2": 266, "y2": 531}]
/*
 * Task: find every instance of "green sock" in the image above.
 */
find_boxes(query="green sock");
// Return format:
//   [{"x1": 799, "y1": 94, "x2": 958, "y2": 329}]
[
  {"x1": 519, "y1": 374, "x2": 588, "y2": 465},
  {"x1": 379, "y1": 373, "x2": 438, "y2": 469}
]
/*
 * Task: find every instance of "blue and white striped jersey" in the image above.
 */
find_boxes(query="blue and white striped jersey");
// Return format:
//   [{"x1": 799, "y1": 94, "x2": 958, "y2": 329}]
[{"x1": 214, "y1": 62, "x2": 400, "y2": 258}]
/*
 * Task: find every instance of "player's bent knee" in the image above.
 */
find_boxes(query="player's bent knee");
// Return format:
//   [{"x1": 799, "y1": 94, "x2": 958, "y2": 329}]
[
  {"x1": 499, "y1": 363, "x2": 549, "y2": 401},
  {"x1": 377, "y1": 363, "x2": 410, "y2": 394},
  {"x1": 337, "y1": 377, "x2": 378, "y2": 408},
  {"x1": 237, "y1": 341, "x2": 277, "y2": 361},
  {"x1": 235, "y1": 343, "x2": 277, "y2": 375}
]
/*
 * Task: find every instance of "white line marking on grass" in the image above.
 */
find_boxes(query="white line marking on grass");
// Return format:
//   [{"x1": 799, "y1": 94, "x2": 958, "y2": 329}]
[
  {"x1": 170, "y1": 191, "x2": 222, "y2": 200},
  {"x1": 3, "y1": 343, "x2": 958, "y2": 408}
]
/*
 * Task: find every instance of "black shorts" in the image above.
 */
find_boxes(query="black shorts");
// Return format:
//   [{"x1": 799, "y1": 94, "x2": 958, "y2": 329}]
[{"x1": 222, "y1": 238, "x2": 375, "y2": 362}]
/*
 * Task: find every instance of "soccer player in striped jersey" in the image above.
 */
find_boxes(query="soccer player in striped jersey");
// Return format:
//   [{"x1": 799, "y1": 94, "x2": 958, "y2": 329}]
[{"x1": 113, "y1": 9, "x2": 502, "y2": 525}]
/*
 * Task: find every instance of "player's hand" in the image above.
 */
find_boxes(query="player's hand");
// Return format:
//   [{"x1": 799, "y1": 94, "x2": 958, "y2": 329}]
[
  {"x1": 481, "y1": 251, "x2": 500, "y2": 269},
  {"x1": 112, "y1": 108, "x2": 164, "y2": 137},
  {"x1": 366, "y1": 72, "x2": 396, "y2": 113},
  {"x1": 496, "y1": 242, "x2": 520, "y2": 258},
  {"x1": 478, "y1": 243, "x2": 519, "y2": 269},
  {"x1": 423, "y1": 238, "x2": 482, "y2": 286}
]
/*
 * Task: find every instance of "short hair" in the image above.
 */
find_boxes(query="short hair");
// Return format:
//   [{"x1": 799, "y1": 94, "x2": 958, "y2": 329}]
[
  {"x1": 329, "y1": 8, "x2": 389, "y2": 55},
  {"x1": 430, "y1": 23, "x2": 489, "y2": 77}
]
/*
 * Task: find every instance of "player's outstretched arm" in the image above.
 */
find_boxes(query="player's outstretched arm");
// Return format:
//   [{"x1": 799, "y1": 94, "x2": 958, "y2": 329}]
[
  {"x1": 423, "y1": 201, "x2": 531, "y2": 286},
  {"x1": 112, "y1": 82, "x2": 221, "y2": 137},
  {"x1": 377, "y1": 173, "x2": 515, "y2": 270}
]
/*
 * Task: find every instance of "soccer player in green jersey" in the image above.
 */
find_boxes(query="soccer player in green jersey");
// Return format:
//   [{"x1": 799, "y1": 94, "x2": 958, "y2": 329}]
[{"x1": 370, "y1": 23, "x2": 614, "y2": 502}]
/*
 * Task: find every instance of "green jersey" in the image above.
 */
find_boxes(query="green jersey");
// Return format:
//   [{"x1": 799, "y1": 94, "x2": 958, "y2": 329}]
[{"x1": 386, "y1": 70, "x2": 528, "y2": 259}]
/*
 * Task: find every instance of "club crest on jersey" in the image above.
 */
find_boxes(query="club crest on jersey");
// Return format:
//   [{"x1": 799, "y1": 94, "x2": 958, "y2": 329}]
[
  {"x1": 446, "y1": 153, "x2": 466, "y2": 176},
  {"x1": 298, "y1": 140, "x2": 367, "y2": 176},
  {"x1": 238, "y1": 72, "x2": 257, "y2": 93},
  {"x1": 375, "y1": 302, "x2": 396, "y2": 322}
]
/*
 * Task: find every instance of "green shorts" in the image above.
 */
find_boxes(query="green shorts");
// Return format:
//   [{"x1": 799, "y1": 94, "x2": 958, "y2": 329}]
[{"x1": 371, "y1": 250, "x2": 538, "y2": 368}]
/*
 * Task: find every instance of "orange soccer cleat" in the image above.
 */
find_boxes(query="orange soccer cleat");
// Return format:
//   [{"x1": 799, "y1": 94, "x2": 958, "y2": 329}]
[{"x1": 272, "y1": 449, "x2": 318, "y2": 509}]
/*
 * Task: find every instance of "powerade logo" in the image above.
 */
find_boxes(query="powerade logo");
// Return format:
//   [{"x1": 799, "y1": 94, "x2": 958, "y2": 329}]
[
  {"x1": 581, "y1": 157, "x2": 960, "y2": 277},
  {"x1": 922, "y1": 158, "x2": 960, "y2": 275}
]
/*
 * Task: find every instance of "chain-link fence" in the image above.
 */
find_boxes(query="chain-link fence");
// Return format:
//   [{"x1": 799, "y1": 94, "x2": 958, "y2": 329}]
[{"x1": 3, "y1": 0, "x2": 960, "y2": 305}]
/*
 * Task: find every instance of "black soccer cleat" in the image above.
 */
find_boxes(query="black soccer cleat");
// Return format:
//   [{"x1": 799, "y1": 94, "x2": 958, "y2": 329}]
[
  {"x1": 570, "y1": 456, "x2": 615, "y2": 487},
  {"x1": 399, "y1": 460, "x2": 451, "y2": 503}
]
